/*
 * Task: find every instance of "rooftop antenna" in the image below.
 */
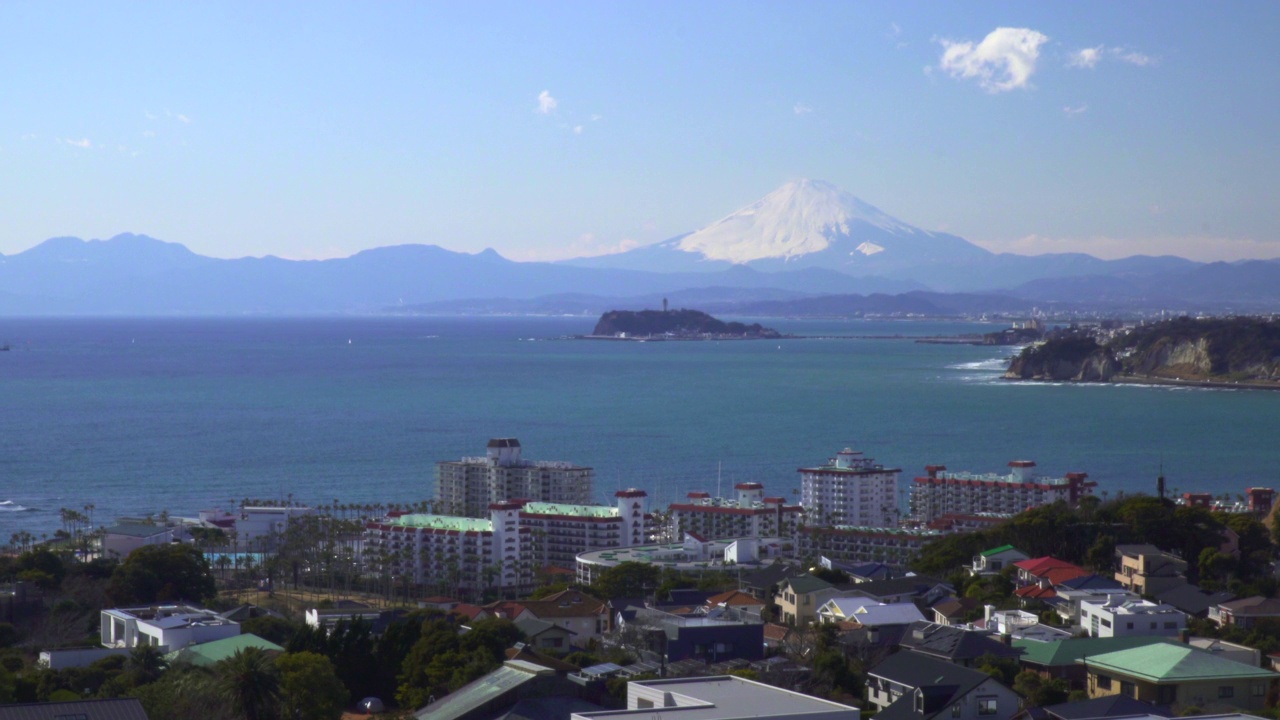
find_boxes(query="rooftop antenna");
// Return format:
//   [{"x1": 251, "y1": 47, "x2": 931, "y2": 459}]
[{"x1": 717, "y1": 461, "x2": 722, "y2": 499}]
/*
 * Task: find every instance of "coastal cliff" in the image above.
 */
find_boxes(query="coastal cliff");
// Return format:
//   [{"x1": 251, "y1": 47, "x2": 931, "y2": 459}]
[
  {"x1": 591, "y1": 309, "x2": 781, "y2": 339},
  {"x1": 1004, "y1": 337, "x2": 1118, "y2": 381},
  {"x1": 1005, "y1": 317, "x2": 1280, "y2": 386}
]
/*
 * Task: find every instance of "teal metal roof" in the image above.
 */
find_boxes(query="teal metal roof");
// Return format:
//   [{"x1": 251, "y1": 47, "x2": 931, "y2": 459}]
[
  {"x1": 522, "y1": 502, "x2": 618, "y2": 519},
  {"x1": 412, "y1": 662, "x2": 552, "y2": 720},
  {"x1": 1082, "y1": 643, "x2": 1280, "y2": 683},
  {"x1": 1013, "y1": 636, "x2": 1173, "y2": 667},
  {"x1": 164, "y1": 633, "x2": 284, "y2": 666}
]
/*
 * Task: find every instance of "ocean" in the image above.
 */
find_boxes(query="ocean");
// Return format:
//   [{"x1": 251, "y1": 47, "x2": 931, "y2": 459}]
[{"x1": 3, "y1": 316, "x2": 1279, "y2": 539}]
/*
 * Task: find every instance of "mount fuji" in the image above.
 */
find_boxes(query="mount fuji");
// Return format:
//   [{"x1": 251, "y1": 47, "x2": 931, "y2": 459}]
[
  {"x1": 567, "y1": 179, "x2": 990, "y2": 277},
  {"x1": 564, "y1": 179, "x2": 1198, "y2": 292}
]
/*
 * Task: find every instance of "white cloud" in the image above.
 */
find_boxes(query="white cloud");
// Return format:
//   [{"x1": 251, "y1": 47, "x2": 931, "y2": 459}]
[
  {"x1": 1068, "y1": 46, "x2": 1103, "y2": 69},
  {"x1": 175, "y1": 113, "x2": 192, "y2": 124},
  {"x1": 793, "y1": 102, "x2": 813, "y2": 115},
  {"x1": 573, "y1": 125, "x2": 583, "y2": 135},
  {"x1": 144, "y1": 111, "x2": 157, "y2": 120},
  {"x1": 1063, "y1": 103, "x2": 1089, "y2": 116},
  {"x1": 1113, "y1": 48, "x2": 1156, "y2": 66},
  {"x1": 64, "y1": 138, "x2": 92, "y2": 149},
  {"x1": 536, "y1": 90, "x2": 557, "y2": 114},
  {"x1": 938, "y1": 27, "x2": 1049, "y2": 93},
  {"x1": 142, "y1": 130, "x2": 157, "y2": 138}
]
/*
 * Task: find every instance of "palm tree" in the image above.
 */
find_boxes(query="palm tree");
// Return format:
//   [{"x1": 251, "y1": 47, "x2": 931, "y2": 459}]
[
  {"x1": 126, "y1": 644, "x2": 169, "y2": 685},
  {"x1": 217, "y1": 647, "x2": 280, "y2": 720}
]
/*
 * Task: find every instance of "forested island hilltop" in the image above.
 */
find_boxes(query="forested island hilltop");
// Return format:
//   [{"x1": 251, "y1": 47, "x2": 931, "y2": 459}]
[
  {"x1": 1005, "y1": 316, "x2": 1280, "y2": 388},
  {"x1": 588, "y1": 308, "x2": 782, "y2": 340}
]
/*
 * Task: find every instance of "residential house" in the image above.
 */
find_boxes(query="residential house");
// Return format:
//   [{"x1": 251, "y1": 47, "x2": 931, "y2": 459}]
[
  {"x1": 1211, "y1": 596, "x2": 1280, "y2": 629},
  {"x1": 515, "y1": 618, "x2": 576, "y2": 653},
  {"x1": 1015, "y1": 557, "x2": 1088, "y2": 587},
  {"x1": 984, "y1": 608, "x2": 1071, "y2": 642},
  {"x1": 739, "y1": 562, "x2": 806, "y2": 601},
  {"x1": 507, "y1": 590, "x2": 610, "y2": 648},
  {"x1": 1010, "y1": 695, "x2": 1172, "y2": 720},
  {"x1": 573, "y1": 675, "x2": 860, "y2": 720},
  {"x1": 843, "y1": 576, "x2": 954, "y2": 606},
  {"x1": 972, "y1": 545, "x2": 1030, "y2": 576},
  {"x1": 702, "y1": 589, "x2": 766, "y2": 619},
  {"x1": 897, "y1": 621, "x2": 1023, "y2": 667},
  {"x1": 1154, "y1": 585, "x2": 1234, "y2": 618},
  {"x1": 816, "y1": 599, "x2": 926, "y2": 627},
  {"x1": 1081, "y1": 642, "x2": 1280, "y2": 711},
  {"x1": 164, "y1": 633, "x2": 283, "y2": 666},
  {"x1": 1013, "y1": 636, "x2": 1174, "y2": 691},
  {"x1": 623, "y1": 607, "x2": 764, "y2": 663},
  {"x1": 100, "y1": 523, "x2": 175, "y2": 560},
  {"x1": 776, "y1": 574, "x2": 841, "y2": 626},
  {"x1": 1080, "y1": 597, "x2": 1187, "y2": 638},
  {"x1": 412, "y1": 658, "x2": 593, "y2": 720},
  {"x1": 1114, "y1": 545, "x2": 1188, "y2": 596},
  {"x1": 867, "y1": 650, "x2": 1020, "y2": 720},
  {"x1": 100, "y1": 605, "x2": 239, "y2": 652},
  {"x1": 1053, "y1": 587, "x2": 1141, "y2": 627},
  {"x1": 932, "y1": 597, "x2": 980, "y2": 626}
]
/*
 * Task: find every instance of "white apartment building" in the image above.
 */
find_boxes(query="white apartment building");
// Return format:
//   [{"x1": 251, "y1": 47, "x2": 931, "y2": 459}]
[
  {"x1": 519, "y1": 489, "x2": 650, "y2": 569},
  {"x1": 1080, "y1": 596, "x2": 1187, "y2": 638},
  {"x1": 799, "y1": 448, "x2": 899, "y2": 528},
  {"x1": 101, "y1": 605, "x2": 240, "y2": 651},
  {"x1": 437, "y1": 438, "x2": 594, "y2": 518},
  {"x1": 668, "y1": 483, "x2": 804, "y2": 540},
  {"x1": 364, "y1": 503, "x2": 534, "y2": 597},
  {"x1": 910, "y1": 461, "x2": 1095, "y2": 523}
]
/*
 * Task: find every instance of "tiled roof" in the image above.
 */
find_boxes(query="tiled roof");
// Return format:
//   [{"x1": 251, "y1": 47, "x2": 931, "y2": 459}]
[
  {"x1": 1218, "y1": 595, "x2": 1280, "y2": 616},
  {"x1": 1015, "y1": 584, "x2": 1058, "y2": 599},
  {"x1": 705, "y1": 590, "x2": 764, "y2": 607},
  {"x1": 1015, "y1": 556, "x2": 1083, "y2": 576},
  {"x1": 762, "y1": 623, "x2": 790, "y2": 642},
  {"x1": 1082, "y1": 642, "x2": 1280, "y2": 682},
  {"x1": 1043, "y1": 567, "x2": 1090, "y2": 585}
]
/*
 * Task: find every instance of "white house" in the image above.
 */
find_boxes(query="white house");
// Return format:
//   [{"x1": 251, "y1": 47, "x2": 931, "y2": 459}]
[
  {"x1": 817, "y1": 598, "x2": 926, "y2": 627},
  {"x1": 970, "y1": 545, "x2": 1029, "y2": 576},
  {"x1": 101, "y1": 605, "x2": 239, "y2": 652},
  {"x1": 100, "y1": 524, "x2": 175, "y2": 560},
  {"x1": 1080, "y1": 596, "x2": 1187, "y2": 638}
]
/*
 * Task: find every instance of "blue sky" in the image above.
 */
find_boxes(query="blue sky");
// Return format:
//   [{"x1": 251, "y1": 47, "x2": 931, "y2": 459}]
[{"x1": 2, "y1": 1, "x2": 1277, "y2": 262}]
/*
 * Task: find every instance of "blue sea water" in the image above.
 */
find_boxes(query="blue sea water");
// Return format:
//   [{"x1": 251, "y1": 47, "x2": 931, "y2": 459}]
[{"x1": 3, "y1": 316, "x2": 1279, "y2": 539}]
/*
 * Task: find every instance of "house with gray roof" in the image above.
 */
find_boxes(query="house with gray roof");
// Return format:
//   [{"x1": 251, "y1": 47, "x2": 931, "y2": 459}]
[
  {"x1": 867, "y1": 650, "x2": 1019, "y2": 720},
  {"x1": 101, "y1": 523, "x2": 174, "y2": 560},
  {"x1": 897, "y1": 621, "x2": 1022, "y2": 667},
  {"x1": 574, "y1": 675, "x2": 859, "y2": 720}
]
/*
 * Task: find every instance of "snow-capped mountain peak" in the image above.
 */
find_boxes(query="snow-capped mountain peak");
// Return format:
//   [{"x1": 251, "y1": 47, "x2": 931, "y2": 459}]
[{"x1": 675, "y1": 179, "x2": 917, "y2": 264}]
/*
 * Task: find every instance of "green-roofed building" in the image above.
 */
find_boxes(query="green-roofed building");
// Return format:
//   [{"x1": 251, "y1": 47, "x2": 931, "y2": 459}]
[
  {"x1": 519, "y1": 491, "x2": 651, "y2": 569},
  {"x1": 164, "y1": 633, "x2": 283, "y2": 667},
  {"x1": 971, "y1": 544, "x2": 1029, "y2": 576},
  {"x1": 1080, "y1": 640, "x2": 1280, "y2": 711},
  {"x1": 1014, "y1": 636, "x2": 1173, "y2": 690}
]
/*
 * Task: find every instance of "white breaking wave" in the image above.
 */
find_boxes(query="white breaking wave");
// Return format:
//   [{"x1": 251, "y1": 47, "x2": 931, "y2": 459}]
[
  {"x1": 0, "y1": 500, "x2": 32, "y2": 512},
  {"x1": 948, "y1": 358, "x2": 1008, "y2": 372}
]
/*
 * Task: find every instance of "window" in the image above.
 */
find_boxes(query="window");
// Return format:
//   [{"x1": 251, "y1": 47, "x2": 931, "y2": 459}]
[
  {"x1": 1150, "y1": 622, "x2": 1156, "y2": 629},
  {"x1": 1121, "y1": 681, "x2": 1136, "y2": 698},
  {"x1": 1254, "y1": 683, "x2": 1267, "y2": 697},
  {"x1": 1126, "y1": 622, "x2": 1134, "y2": 629},
  {"x1": 637, "y1": 699, "x2": 654, "y2": 709},
  {"x1": 952, "y1": 703, "x2": 962, "y2": 718},
  {"x1": 1219, "y1": 686, "x2": 1235, "y2": 699},
  {"x1": 1096, "y1": 675, "x2": 1112, "y2": 690},
  {"x1": 1164, "y1": 621, "x2": 1177, "y2": 629},
  {"x1": 978, "y1": 697, "x2": 998, "y2": 716},
  {"x1": 1102, "y1": 619, "x2": 1112, "y2": 628}
]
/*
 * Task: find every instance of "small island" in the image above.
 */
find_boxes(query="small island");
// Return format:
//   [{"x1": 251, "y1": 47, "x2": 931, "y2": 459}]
[
  {"x1": 585, "y1": 308, "x2": 783, "y2": 341},
  {"x1": 1005, "y1": 316, "x2": 1280, "y2": 388}
]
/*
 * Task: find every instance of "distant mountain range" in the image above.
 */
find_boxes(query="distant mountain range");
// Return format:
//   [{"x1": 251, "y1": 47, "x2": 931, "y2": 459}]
[{"x1": 1, "y1": 180, "x2": 1277, "y2": 315}]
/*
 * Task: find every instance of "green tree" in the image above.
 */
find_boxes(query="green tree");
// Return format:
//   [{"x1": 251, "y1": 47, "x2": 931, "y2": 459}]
[
  {"x1": 1013, "y1": 670, "x2": 1068, "y2": 707},
  {"x1": 216, "y1": 647, "x2": 280, "y2": 720},
  {"x1": 239, "y1": 617, "x2": 301, "y2": 646},
  {"x1": 593, "y1": 562, "x2": 661, "y2": 598},
  {"x1": 276, "y1": 652, "x2": 347, "y2": 720},
  {"x1": 107, "y1": 544, "x2": 216, "y2": 605}
]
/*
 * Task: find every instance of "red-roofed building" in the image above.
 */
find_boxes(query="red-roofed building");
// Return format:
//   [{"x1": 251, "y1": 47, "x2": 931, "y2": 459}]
[
  {"x1": 668, "y1": 482, "x2": 804, "y2": 540},
  {"x1": 1014, "y1": 556, "x2": 1085, "y2": 586},
  {"x1": 704, "y1": 590, "x2": 767, "y2": 614}
]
